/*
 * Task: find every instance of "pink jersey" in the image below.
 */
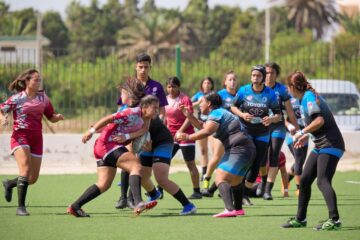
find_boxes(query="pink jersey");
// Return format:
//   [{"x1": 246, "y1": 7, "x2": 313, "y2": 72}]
[
  {"x1": 0, "y1": 91, "x2": 55, "y2": 131},
  {"x1": 165, "y1": 92, "x2": 194, "y2": 135},
  {"x1": 97, "y1": 107, "x2": 144, "y2": 146}
]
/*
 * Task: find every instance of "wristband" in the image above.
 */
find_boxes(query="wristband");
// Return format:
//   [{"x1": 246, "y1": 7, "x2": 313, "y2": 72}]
[
  {"x1": 124, "y1": 133, "x2": 130, "y2": 140},
  {"x1": 89, "y1": 127, "x2": 96, "y2": 134}
]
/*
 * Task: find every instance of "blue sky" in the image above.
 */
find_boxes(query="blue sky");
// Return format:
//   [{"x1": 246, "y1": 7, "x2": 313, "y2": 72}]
[{"x1": 6, "y1": 0, "x2": 268, "y2": 17}]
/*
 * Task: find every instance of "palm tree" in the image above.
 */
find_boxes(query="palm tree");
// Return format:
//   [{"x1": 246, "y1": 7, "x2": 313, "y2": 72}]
[
  {"x1": 273, "y1": 0, "x2": 339, "y2": 39},
  {"x1": 340, "y1": 13, "x2": 360, "y2": 34},
  {"x1": 116, "y1": 12, "x2": 204, "y2": 61}
]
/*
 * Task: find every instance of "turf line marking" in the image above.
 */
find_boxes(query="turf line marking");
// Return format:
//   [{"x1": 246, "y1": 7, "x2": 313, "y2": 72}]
[{"x1": 345, "y1": 181, "x2": 360, "y2": 184}]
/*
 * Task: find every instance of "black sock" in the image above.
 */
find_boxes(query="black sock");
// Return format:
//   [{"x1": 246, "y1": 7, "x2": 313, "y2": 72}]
[
  {"x1": 243, "y1": 186, "x2": 251, "y2": 198},
  {"x1": 173, "y1": 189, "x2": 190, "y2": 206},
  {"x1": 232, "y1": 183, "x2": 243, "y2": 210},
  {"x1": 193, "y1": 187, "x2": 200, "y2": 193},
  {"x1": 261, "y1": 175, "x2": 267, "y2": 185},
  {"x1": 202, "y1": 166, "x2": 207, "y2": 175},
  {"x1": 8, "y1": 177, "x2": 18, "y2": 188},
  {"x1": 148, "y1": 187, "x2": 158, "y2": 198},
  {"x1": 129, "y1": 175, "x2": 142, "y2": 205},
  {"x1": 120, "y1": 171, "x2": 130, "y2": 199},
  {"x1": 72, "y1": 184, "x2": 101, "y2": 209},
  {"x1": 209, "y1": 182, "x2": 218, "y2": 193},
  {"x1": 265, "y1": 182, "x2": 274, "y2": 194},
  {"x1": 218, "y1": 182, "x2": 234, "y2": 211},
  {"x1": 288, "y1": 174, "x2": 294, "y2": 182},
  {"x1": 17, "y1": 176, "x2": 29, "y2": 207}
]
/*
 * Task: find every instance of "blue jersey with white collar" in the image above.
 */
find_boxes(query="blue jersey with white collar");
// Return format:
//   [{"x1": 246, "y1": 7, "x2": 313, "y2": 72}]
[
  {"x1": 300, "y1": 90, "x2": 344, "y2": 150},
  {"x1": 233, "y1": 84, "x2": 281, "y2": 136},
  {"x1": 217, "y1": 88, "x2": 236, "y2": 111}
]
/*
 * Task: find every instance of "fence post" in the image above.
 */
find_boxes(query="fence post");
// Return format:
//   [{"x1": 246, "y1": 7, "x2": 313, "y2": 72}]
[{"x1": 175, "y1": 44, "x2": 182, "y2": 80}]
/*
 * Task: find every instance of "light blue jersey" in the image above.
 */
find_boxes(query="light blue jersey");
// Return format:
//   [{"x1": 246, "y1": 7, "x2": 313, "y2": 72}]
[{"x1": 217, "y1": 88, "x2": 236, "y2": 111}]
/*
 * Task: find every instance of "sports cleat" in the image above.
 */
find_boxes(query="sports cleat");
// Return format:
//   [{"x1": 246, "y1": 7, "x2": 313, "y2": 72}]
[
  {"x1": 2, "y1": 179, "x2": 13, "y2": 202},
  {"x1": 201, "y1": 188, "x2": 214, "y2": 198},
  {"x1": 203, "y1": 179, "x2": 210, "y2": 189},
  {"x1": 16, "y1": 207, "x2": 29, "y2": 216},
  {"x1": 256, "y1": 182, "x2": 265, "y2": 197},
  {"x1": 313, "y1": 219, "x2": 341, "y2": 231},
  {"x1": 67, "y1": 206, "x2": 90, "y2": 217},
  {"x1": 188, "y1": 192, "x2": 202, "y2": 199},
  {"x1": 148, "y1": 189, "x2": 162, "y2": 201},
  {"x1": 134, "y1": 200, "x2": 158, "y2": 215},
  {"x1": 234, "y1": 209, "x2": 245, "y2": 216},
  {"x1": 157, "y1": 186, "x2": 164, "y2": 200},
  {"x1": 242, "y1": 196, "x2": 253, "y2": 206},
  {"x1": 115, "y1": 197, "x2": 127, "y2": 209},
  {"x1": 213, "y1": 209, "x2": 238, "y2": 218},
  {"x1": 180, "y1": 203, "x2": 196, "y2": 216},
  {"x1": 282, "y1": 217, "x2": 307, "y2": 228},
  {"x1": 127, "y1": 198, "x2": 135, "y2": 209},
  {"x1": 263, "y1": 192, "x2": 273, "y2": 200}
]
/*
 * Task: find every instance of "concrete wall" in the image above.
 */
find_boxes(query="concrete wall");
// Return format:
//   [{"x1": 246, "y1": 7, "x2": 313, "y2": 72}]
[{"x1": 1, "y1": 132, "x2": 359, "y2": 174}]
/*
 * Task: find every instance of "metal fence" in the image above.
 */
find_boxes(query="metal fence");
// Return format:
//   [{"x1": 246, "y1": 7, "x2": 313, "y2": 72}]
[{"x1": 1, "y1": 44, "x2": 359, "y2": 133}]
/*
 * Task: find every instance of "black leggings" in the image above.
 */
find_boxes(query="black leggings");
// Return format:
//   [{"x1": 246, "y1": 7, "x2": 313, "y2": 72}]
[
  {"x1": 288, "y1": 143, "x2": 308, "y2": 175},
  {"x1": 262, "y1": 137, "x2": 285, "y2": 168},
  {"x1": 296, "y1": 151, "x2": 340, "y2": 221},
  {"x1": 246, "y1": 140, "x2": 268, "y2": 183}
]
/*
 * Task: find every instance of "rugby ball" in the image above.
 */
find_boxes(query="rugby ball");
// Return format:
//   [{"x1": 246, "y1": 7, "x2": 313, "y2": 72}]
[{"x1": 132, "y1": 132, "x2": 151, "y2": 153}]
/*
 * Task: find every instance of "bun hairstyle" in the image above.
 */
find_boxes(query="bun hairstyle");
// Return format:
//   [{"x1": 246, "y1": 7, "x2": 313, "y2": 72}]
[
  {"x1": 8, "y1": 68, "x2": 39, "y2": 92},
  {"x1": 251, "y1": 65, "x2": 266, "y2": 82},
  {"x1": 286, "y1": 71, "x2": 320, "y2": 104},
  {"x1": 119, "y1": 77, "x2": 146, "y2": 107},
  {"x1": 203, "y1": 91, "x2": 222, "y2": 109}
]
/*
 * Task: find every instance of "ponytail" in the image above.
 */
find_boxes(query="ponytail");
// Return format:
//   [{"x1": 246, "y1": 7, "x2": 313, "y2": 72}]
[{"x1": 8, "y1": 69, "x2": 38, "y2": 92}]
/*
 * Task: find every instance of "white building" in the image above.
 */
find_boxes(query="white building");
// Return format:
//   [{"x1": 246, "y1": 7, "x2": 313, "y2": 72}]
[{"x1": 0, "y1": 35, "x2": 49, "y2": 64}]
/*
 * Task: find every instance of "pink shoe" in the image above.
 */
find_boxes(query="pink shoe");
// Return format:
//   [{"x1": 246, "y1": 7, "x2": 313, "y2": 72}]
[
  {"x1": 234, "y1": 209, "x2": 245, "y2": 216},
  {"x1": 213, "y1": 209, "x2": 237, "y2": 218}
]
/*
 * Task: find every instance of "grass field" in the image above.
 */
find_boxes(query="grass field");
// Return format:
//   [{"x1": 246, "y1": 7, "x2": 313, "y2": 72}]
[{"x1": 1, "y1": 171, "x2": 360, "y2": 240}]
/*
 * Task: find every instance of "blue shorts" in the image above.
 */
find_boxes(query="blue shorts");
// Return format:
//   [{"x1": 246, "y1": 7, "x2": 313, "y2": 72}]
[
  {"x1": 312, "y1": 147, "x2": 344, "y2": 158},
  {"x1": 252, "y1": 134, "x2": 270, "y2": 143},
  {"x1": 270, "y1": 125, "x2": 286, "y2": 139},
  {"x1": 139, "y1": 143, "x2": 174, "y2": 167},
  {"x1": 217, "y1": 147, "x2": 255, "y2": 177}
]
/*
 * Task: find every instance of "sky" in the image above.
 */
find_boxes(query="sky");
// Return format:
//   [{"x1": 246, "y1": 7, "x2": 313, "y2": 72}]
[{"x1": 5, "y1": 0, "x2": 268, "y2": 18}]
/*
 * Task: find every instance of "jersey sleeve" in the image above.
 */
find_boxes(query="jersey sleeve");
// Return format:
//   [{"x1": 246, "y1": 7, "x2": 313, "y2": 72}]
[
  {"x1": 183, "y1": 95, "x2": 194, "y2": 113},
  {"x1": 233, "y1": 88, "x2": 244, "y2": 107},
  {"x1": 43, "y1": 95, "x2": 55, "y2": 120},
  {"x1": 305, "y1": 93, "x2": 321, "y2": 116},
  {"x1": 191, "y1": 92, "x2": 200, "y2": 102},
  {"x1": 207, "y1": 109, "x2": 222, "y2": 124},
  {"x1": 0, "y1": 94, "x2": 19, "y2": 114},
  {"x1": 155, "y1": 83, "x2": 168, "y2": 107},
  {"x1": 281, "y1": 84, "x2": 291, "y2": 102}
]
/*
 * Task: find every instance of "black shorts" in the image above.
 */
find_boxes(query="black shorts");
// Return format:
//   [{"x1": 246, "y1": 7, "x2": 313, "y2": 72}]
[
  {"x1": 96, "y1": 147, "x2": 128, "y2": 168},
  {"x1": 172, "y1": 144, "x2": 195, "y2": 161}
]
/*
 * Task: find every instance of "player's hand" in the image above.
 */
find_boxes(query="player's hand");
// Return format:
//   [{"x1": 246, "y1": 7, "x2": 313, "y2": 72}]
[
  {"x1": 262, "y1": 116, "x2": 272, "y2": 126},
  {"x1": 294, "y1": 134, "x2": 308, "y2": 149},
  {"x1": 112, "y1": 134, "x2": 127, "y2": 143},
  {"x1": 176, "y1": 132, "x2": 189, "y2": 141},
  {"x1": 82, "y1": 132, "x2": 93, "y2": 143},
  {"x1": 242, "y1": 112, "x2": 253, "y2": 122}
]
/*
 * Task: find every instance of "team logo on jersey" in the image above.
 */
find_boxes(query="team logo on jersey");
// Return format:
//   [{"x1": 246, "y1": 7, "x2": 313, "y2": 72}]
[
  {"x1": 152, "y1": 87, "x2": 158, "y2": 95},
  {"x1": 262, "y1": 97, "x2": 267, "y2": 102},
  {"x1": 249, "y1": 108, "x2": 264, "y2": 116},
  {"x1": 307, "y1": 102, "x2": 313, "y2": 111},
  {"x1": 246, "y1": 95, "x2": 253, "y2": 101},
  {"x1": 226, "y1": 97, "x2": 231, "y2": 102}
]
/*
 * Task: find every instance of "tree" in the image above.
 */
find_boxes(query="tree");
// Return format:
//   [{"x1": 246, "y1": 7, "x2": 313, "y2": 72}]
[
  {"x1": 124, "y1": 0, "x2": 139, "y2": 23},
  {"x1": 142, "y1": 0, "x2": 156, "y2": 14},
  {"x1": 42, "y1": 11, "x2": 69, "y2": 55},
  {"x1": 340, "y1": 13, "x2": 360, "y2": 35},
  {"x1": 183, "y1": 0, "x2": 208, "y2": 30},
  {"x1": 275, "y1": 0, "x2": 339, "y2": 39},
  {"x1": 0, "y1": 7, "x2": 36, "y2": 36}
]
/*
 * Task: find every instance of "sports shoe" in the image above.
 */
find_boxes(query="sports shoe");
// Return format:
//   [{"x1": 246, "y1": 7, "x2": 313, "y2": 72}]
[
  {"x1": 127, "y1": 198, "x2": 135, "y2": 209},
  {"x1": 313, "y1": 219, "x2": 341, "y2": 231},
  {"x1": 157, "y1": 186, "x2": 164, "y2": 200},
  {"x1": 213, "y1": 209, "x2": 237, "y2": 218},
  {"x1": 203, "y1": 179, "x2": 210, "y2": 189},
  {"x1": 147, "y1": 189, "x2": 162, "y2": 201},
  {"x1": 263, "y1": 192, "x2": 273, "y2": 200},
  {"x1": 234, "y1": 209, "x2": 245, "y2": 216},
  {"x1": 2, "y1": 179, "x2": 13, "y2": 202},
  {"x1": 16, "y1": 206, "x2": 29, "y2": 216},
  {"x1": 201, "y1": 188, "x2": 214, "y2": 198},
  {"x1": 242, "y1": 196, "x2": 253, "y2": 206},
  {"x1": 281, "y1": 182, "x2": 290, "y2": 195},
  {"x1": 188, "y1": 192, "x2": 202, "y2": 199},
  {"x1": 179, "y1": 203, "x2": 196, "y2": 216},
  {"x1": 256, "y1": 182, "x2": 265, "y2": 197},
  {"x1": 67, "y1": 206, "x2": 90, "y2": 217},
  {"x1": 134, "y1": 200, "x2": 157, "y2": 215},
  {"x1": 282, "y1": 217, "x2": 307, "y2": 228},
  {"x1": 115, "y1": 197, "x2": 127, "y2": 209}
]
